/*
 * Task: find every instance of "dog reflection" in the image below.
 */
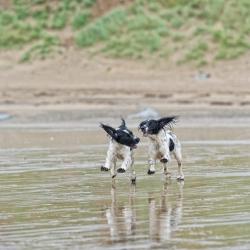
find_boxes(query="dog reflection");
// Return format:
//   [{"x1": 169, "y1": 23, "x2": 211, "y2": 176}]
[
  {"x1": 104, "y1": 181, "x2": 183, "y2": 243},
  {"x1": 148, "y1": 181, "x2": 183, "y2": 241},
  {"x1": 105, "y1": 182, "x2": 136, "y2": 242}
]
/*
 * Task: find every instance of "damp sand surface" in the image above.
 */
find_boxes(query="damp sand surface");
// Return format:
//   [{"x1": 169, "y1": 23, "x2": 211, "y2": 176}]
[{"x1": 0, "y1": 127, "x2": 250, "y2": 250}]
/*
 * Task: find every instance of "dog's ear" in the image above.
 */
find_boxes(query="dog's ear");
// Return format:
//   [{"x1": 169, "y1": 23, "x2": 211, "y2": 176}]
[
  {"x1": 100, "y1": 123, "x2": 117, "y2": 140},
  {"x1": 120, "y1": 118, "x2": 126, "y2": 128},
  {"x1": 158, "y1": 116, "x2": 178, "y2": 129}
]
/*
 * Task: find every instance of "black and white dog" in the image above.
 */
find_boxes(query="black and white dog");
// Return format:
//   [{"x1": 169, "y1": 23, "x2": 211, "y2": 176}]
[
  {"x1": 100, "y1": 119, "x2": 140, "y2": 183},
  {"x1": 139, "y1": 116, "x2": 184, "y2": 181}
]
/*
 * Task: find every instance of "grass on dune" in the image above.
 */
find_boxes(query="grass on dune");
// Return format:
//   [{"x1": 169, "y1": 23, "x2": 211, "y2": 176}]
[
  {"x1": 20, "y1": 36, "x2": 60, "y2": 62},
  {"x1": 0, "y1": 0, "x2": 96, "y2": 61},
  {"x1": 1, "y1": 0, "x2": 250, "y2": 65},
  {"x1": 75, "y1": 8, "x2": 127, "y2": 47},
  {"x1": 75, "y1": 0, "x2": 250, "y2": 65}
]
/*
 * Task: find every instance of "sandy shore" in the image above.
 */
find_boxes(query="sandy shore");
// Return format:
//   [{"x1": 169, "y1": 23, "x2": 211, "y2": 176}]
[
  {"x1": 1, "y1": 50, "x2": 250, "y2": 132},
  {"x1": 1, "y1": 50, "x2": 250, "y2": 104}
]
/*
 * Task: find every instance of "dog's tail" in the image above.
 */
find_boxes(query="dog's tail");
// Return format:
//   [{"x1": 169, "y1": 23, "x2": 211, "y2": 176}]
[
  {"x1": 158, "y1": 116, "x2": 178, "y2": 129},
  {"x1": 100, "y1": 123, "x2": 118, "y2": 140}
]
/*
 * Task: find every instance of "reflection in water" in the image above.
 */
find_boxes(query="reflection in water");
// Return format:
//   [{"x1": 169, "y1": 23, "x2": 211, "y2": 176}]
[
  {"x1": 2, "y1": 141, "x2": 250, "y2": 250},
  {"x1": 105, "y1": 181, "x2": 136, "y2": 243},
  {"x1": 104, "y1": 180, "x2": 184, "y2": 245},
  {"x1": 149, "y1": 181, "x2": 184, "y2": 242}
]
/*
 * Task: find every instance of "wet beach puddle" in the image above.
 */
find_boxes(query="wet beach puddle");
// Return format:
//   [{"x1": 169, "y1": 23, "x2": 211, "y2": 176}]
[{"x1": 0, "y1": 133, "x2": 250, "y2": 250}]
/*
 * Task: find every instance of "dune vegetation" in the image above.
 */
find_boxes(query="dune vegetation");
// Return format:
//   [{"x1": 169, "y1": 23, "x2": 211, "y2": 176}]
[{"x1": 1, "y1": 0, "x2": 250, "y2": 65}]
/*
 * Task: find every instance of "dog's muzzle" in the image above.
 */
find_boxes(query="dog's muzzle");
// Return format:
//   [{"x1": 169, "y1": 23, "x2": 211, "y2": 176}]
[
  {"x1": 131, "y1": 137, "x2": 140, "y2": 149},
  {"x1": 139, "y1": 126, "x2": 148, "y2": 136},
  {"x1": 134, "y1": 137, "x2": 140, "y2": 144}
]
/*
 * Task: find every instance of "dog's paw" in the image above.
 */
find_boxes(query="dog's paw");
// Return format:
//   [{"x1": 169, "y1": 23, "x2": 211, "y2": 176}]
[
  {"x1": 160, "y1": 158, "x2": 168, "y2": 163},
  {"x1": 101, "y1": 166, "x2": 109, "y2": 172},
  {"x1": 117, "y1": 168, "x2": 126, "y2": 173},
  {"x1": 131, "y1": 177, "x2": 136, "y2": 185},
  {"x1": 147, "y1": 169, "x2": 155, "y2": 175},
  {"x1": 177, "y1": 176, "x2": 184, "y2": 181}
]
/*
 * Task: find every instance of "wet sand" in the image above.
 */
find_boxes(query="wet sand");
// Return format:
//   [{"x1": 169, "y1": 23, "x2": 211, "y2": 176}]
[
  {"x1": 0, "y1": 105, "x2": 250, "y2": 250},
  {"x1": 0, "y1": 127, "x2": 250, "y2": 250}
]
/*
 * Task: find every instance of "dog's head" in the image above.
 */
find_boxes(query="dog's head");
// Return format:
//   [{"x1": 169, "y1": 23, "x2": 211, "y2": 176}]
[
  {"x1": 100, "y1": 119, "x2": 140, "y2": 149},
  {"x1": 139, "y1": 116, "x2": 178, "y2": 136}
]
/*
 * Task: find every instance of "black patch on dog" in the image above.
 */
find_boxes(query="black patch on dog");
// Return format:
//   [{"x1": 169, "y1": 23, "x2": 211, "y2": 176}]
[
  {"x1": 100, "y1": 119, "x2": 140, "y2": 148},
  {"x1": 169, "y1": 138, "x2": 175, "y2": 152},
  {"x1": 139, "y1": 116, "x2": 178, "y2": 135}
]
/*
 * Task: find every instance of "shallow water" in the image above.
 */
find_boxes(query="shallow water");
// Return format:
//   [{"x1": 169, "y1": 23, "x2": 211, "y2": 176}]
[{"x1": 0, "y1": 131, "x2": 250, "y2": 250}]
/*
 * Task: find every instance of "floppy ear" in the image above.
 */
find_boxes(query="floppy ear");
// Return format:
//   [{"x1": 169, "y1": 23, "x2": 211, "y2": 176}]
[
  {"x1": 158, "y1": 116, "x2": 178, "y2": 129},
  {"x1": 100, "y1": 123, "x2": 117, "y2": 140}
]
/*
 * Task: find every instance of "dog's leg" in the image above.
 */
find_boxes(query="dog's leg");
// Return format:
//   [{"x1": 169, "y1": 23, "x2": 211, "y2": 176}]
[
  {"x1": 159, "y1": 133, "x2": 171, "y2": 164},
  {"x1": 110, "y1": 158, "x2": 117, "y2": 179},
  {"x1": 126, "y1": 152, "x2": 136, "y2": 184},
  {"x1": 117, "y1": 148, "x2": 136, "y2": 184},
  {"x1": 130, "y1": 156, "x2": 136, "y2": 185},
  {"x1": 101, "y1": 141, "x2": 117, "y2": 178},
  {"x1": 173, "y1": 144, "x2": 184, "y2": 181},
  {"x1": 158, "y1": 134, "x2": 172, "y2": 178},
  {"x1": 148, "y1": 142, "x2": 157, "y2": 175},
  {"x1": 148, "y1": 159, "x2": 156, "y2": 175},
  {"x1": 117, "y1": 147, "x2": 132, "y2": 173}
]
